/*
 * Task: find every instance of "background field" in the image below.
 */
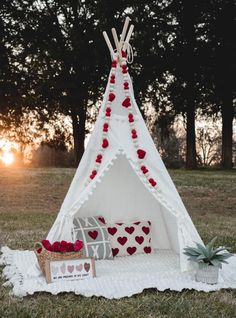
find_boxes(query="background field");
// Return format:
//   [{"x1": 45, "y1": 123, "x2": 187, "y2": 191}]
[{"x1": 0, "y1": 168, "x2": 236, "y2": 318}]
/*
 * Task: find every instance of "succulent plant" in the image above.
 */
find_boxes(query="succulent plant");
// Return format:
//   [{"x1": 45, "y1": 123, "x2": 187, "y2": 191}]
[{"x1": 183, "y1": 237, "x2": 232, "y2": 268}]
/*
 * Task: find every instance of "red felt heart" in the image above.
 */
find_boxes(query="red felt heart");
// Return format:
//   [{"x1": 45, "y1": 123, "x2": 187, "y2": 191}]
[
  {"x1": 122, "y1": 97, "x2": 131, "y2": 108},
  {"x1": 128, "y1": 113, "x2": 133, "y2": 119},
  {"x1": 110, "y1": 79, "x2": 115, "y2": 84},
  {"x1": 97, "y1": 154, "x2": 102, "y2": 160},
  {"x1": 117, "y1": 236, "x2": 128, "y2": 246},
  {"x1": 106, "y1": 107, "x2": 111, "y2": 113},
  {"x1": 102, "y1": 138, "x2": 109, "y2": 148},
  {"x1": 88, "y1": 230, "x2": 98, "y2": 240},
  {"x1": 112, "y1": 60, "x2": 117, "y2": 67},
  {"x1": 111, "y1": 75, "x2": 115, "y2": 79},
  {"x1": 112, "y1": 248, "x2": 119, "y2": 257},
  {"x1": 103, "y1": 123, "x2": 109, "y2": 129},
  {"x1": 125, "y1": 226, "x2": 135, "y2": 235},
  {"x1": 108, "y1": 93, "x2": 115, "y2": 102},
  {"x1": 98, "y1": 217, "x2": 106, "y2": 224},
  {"x1": 131, "y1": 129, "x2": 137, "y2": 134},
  {"x1": 91, "y1": 170, "x2": 97, "y2": 176},
  {"x1": 142, "y1": 226, "x2": 150, "y2": 235},
  {"x1": 127, "y1": 246, "x2": 136, "y2": 255},
  {"x1": 121, "y1": 50, "x2": 127, "y2": 58},
  {"x1": 122, "y1": 64, "x2": 127, "y2": 70},
  {"x1": 122, "y1": 69, "x2": 128, "y2": 74},
  {"x1": 67, "y1": 265, "x2": 74, "y2": 273},
  {"x1": 108, "y1": 227, "x2": 117, "y2": 236},
  {"x1": 149, "y1": 178, "x2": 157, "y2": 187},
  {"x1": 135, "y1": 236, "x2": 144, "y2": 245},
  {"x1": 105, "y1": 112, "x2": 111, "y2": 117},
  {"x1": 124, "y1": 83, "x2": 129, "y2": 90},
  {"x1": 137, "y1": 149, "x2": 146, "y2": 159},
  {"x1": 129, "y1": 117, "x2": 134, "y2": 123},
  {"x1": 132, "y1": 134, "x2": 137, "y2": 139},
  {"x1": 96, "y1": 158, "x2": 102, "y2": 163},
  {"x1": 141, "y1": 165, "x2": 149, "y2": 174},
  {"x1": 144, "y1": 246, "x2": 151, "y2": 254}
]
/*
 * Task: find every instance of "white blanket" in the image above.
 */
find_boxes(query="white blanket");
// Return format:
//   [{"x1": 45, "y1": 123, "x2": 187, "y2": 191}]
[{"x1": 1, "y1": 247, "x2": 236, "y2": 298}]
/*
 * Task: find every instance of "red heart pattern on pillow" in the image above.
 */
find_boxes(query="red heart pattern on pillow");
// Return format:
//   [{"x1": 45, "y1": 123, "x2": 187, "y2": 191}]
[
  {"x1": 144, "y1": 246, "x2": 152, "y2": 253},
  {"x1": 127, "y1": 246, "x2": 136, "y2": 255},
  {"x1": 117, "y1": 236, "x2": 128, "y2": 246},
  {"x1": 135, "y1": 236, "x2": 144, "y2": 245},
  {"x1": 142, "y1": 226, "x2": 150, "y2": 235},
  {"x1": 107, "y1": 221, "x2": 152, "y2": 258},
  {"x1": 108, "y1": 227, "x2": 117, "y2": 236},
  {"x1": 112, "y1": 248, "x2": 119, "y2": 257},
  {"x1": 98, "y1": 217, "x2": 106, "y2": 224},
  {"x1": 125, "y1": 226, "x2": 134, "y2": 234},
  {"x1": 88, "y1": 230, "x2": 98, "y2": 240}
]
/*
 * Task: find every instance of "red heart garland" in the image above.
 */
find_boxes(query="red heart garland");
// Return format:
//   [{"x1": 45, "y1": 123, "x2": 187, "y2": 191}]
[
  {"x1": 108, "y1": 93, "x2": 115, "y2": 102},
  {"x1": 141, "y1": 165, "x2": 149, "y2": 174},
  {"x1": 121, "y1": 50, "x2": 127, "y2": 58},
  {"x1": 127, "y1": 246, "x2": 136, "y2": 255},
  {"x1": 144, "y1": 246, "x2": 151, "y2": 254},
  {"x1": 96, "y1": 154, "x2": 102, "y2": 163},
  {"x1": 112, "y1": 60, "x2": 117, "y2": 67},
  {"x1": 128, "y1": 113, "x2": 134, "y2": 123},
  {"x1": 122, "y1": 97, "x2": 131, "y2": 108},
  {"x1": 103, "y1": 123, "x2": 108, "y2": 132},
  {"x1": 88, "y1": 230, "x2": 98, "y2": 240},
  {"x1": 137, "y1": 149, "x2": 146, "y2": 159},
  {"x1": 102, "y1": 138, "x2": 109, "y2": 148},
  {"x1": 89, "y1": 170, "x2": 97, "y2": 180},
  {"x1": 112, "y1": 248, "x2": 119, "y2": 257},
  {"x1": 149, "y1": 178, "x2": 157, "y2": 187},
  {"x1": 131, "y1": 129, "x2": 137, "y2": 139},
  {"x1": 124, "y1": 82, "x2": 129, "y2": 89}
]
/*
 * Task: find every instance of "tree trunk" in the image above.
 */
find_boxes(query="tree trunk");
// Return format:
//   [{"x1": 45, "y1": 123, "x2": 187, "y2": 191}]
[
  {"x1": 221, "y1": 93, "x2": 233, "y2": 169},
  {"x1": 71, "y1": 108, "x2": 86, "y2": 166},
  {"x1": 186, "y1": 95, "x2": 197, "y2": 169}
]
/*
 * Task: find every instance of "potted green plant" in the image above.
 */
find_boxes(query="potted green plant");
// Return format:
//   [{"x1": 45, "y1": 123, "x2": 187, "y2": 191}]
[{"x1": 184, "y1": 237, "x2": 232, "y2": 284}]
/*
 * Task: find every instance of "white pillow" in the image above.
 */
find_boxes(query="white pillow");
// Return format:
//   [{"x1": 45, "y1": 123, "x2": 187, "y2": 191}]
[{"x1": 107, "y1": 220, "x2": 152, "y2": 257}]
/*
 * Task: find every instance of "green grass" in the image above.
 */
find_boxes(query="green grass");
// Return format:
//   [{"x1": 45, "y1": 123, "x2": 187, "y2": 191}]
[{"x1": 0, "y1": 168, "x2": 236, "y2": 318}]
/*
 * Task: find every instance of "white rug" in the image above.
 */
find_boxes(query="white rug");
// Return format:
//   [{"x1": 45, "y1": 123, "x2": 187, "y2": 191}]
[{"x1": 1, "y1": 247, "x2": 236, "y2": 298}]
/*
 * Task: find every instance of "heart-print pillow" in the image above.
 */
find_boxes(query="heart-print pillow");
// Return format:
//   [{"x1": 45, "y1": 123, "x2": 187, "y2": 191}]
[
  {"x1": 73, "y1": 216, "x2": 113, "y2": 259},
  {"x1": 107, "y1": 220, "x2": 152, "y2": 257}
]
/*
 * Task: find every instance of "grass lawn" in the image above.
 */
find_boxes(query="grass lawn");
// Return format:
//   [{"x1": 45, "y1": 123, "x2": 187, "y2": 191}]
[{"x1": 0, "y1": 168, "x2": 236, "y2": 318}]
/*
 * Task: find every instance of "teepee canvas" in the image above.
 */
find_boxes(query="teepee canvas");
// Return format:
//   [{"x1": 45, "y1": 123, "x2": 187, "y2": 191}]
[{"x1": 47, "y1": 18, "x2": 203, "y2": 271}]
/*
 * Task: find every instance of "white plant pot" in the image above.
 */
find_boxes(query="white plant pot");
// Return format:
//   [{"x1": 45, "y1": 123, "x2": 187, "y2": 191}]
[{"x1": 195, "y1": 263, "x2": 219, "y2": 284}]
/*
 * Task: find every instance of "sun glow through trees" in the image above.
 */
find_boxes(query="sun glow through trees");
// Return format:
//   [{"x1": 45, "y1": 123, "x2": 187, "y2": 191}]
[{"x1": 0, "y1": 140, "x2": 17, "y2": 166}]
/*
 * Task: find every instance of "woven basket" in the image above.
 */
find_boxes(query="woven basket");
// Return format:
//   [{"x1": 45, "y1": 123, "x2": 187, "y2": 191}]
[{"x1": 34, "y1": 242, "x2": 83, "y2": 276}]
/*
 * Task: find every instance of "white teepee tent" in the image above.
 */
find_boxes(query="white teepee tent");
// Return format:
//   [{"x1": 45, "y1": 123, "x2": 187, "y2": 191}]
[{"x1": 47, "y1": 18, "x2": 203, "y2": 271}]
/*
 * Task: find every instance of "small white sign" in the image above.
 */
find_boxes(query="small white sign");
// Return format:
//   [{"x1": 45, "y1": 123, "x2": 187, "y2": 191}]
[{"x1": 45, "y1": 258, "x2": 95, "y2": 283}]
